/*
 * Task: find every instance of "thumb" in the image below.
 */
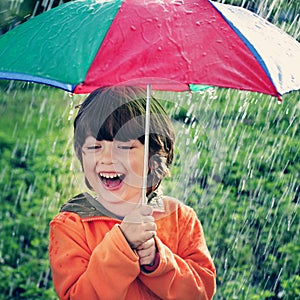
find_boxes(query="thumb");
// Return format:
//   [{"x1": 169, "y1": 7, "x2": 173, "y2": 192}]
[{"x1": 139, "y1": 205, "x2": 153, "y2": 216}]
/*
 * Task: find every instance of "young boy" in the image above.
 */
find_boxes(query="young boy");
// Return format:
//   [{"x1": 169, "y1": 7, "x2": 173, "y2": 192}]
[{"x1": 49, "y1": 86, "x2": 216, "y2": 299}]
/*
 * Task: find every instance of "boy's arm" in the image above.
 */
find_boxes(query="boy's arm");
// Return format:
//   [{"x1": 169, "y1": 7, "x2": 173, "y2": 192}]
[
  {"x1": 139, "y1": 206, "x2": 216, "y2": 300},
  {"x1": 49, "y1": 212, "x2": 140, "y2": 300}
]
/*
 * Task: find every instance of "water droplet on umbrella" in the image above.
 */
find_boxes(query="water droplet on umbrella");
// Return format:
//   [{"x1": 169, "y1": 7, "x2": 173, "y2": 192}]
[{"x1": 173, "y1": 0, "x2": 184, "y2": 6}]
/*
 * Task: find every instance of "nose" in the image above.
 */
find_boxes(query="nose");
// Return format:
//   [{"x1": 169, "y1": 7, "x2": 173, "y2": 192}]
[{"x1": 98, "y1": 141, "x2": 113, "y2": 165}]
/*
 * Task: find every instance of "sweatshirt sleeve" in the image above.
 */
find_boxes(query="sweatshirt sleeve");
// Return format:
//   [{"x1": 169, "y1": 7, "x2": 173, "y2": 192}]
[
  {"x1": 49, "y1": 212, "x2": 140, "y2": 300},
  {"x1": 139, "y1": 205, "x2": 216, "y2": 300}
]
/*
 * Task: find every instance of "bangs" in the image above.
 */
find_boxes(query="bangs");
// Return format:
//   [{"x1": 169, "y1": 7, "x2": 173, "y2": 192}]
[
  {"x1": 96, "y1": 101, "x2": 146, "y2": 142},
  {"x1": 75, "y1": 92, "x2": 148, "y2": 144}
]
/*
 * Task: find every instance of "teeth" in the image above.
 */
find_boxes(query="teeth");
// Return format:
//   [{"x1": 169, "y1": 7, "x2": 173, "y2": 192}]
[{"x1": 99, "y1": 173, "x2": 122, "y2": 179}]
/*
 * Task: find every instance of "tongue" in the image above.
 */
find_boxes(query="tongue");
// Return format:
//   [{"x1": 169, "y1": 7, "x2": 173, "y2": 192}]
[{"x1": 103, "y1": 178, "x2": 122, "y2": 188}]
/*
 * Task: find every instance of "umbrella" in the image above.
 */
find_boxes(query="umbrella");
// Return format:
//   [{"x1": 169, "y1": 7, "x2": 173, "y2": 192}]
[
  {"x1": 0, "y1": 0, "x2": 299, "y2": 97},
  {"x1": 0, "y1": 0, "x2": 299, "y2": 203}
]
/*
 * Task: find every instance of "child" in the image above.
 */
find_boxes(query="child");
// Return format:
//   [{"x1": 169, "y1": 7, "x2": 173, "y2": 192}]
[{"x1": 49, "y1": 86, "x2": 216, "y2": 299}]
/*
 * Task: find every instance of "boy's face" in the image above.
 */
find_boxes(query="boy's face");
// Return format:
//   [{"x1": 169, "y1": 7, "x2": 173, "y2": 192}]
[{"x1": 82, "y1": 136, "x2": 145, "y2": 206}]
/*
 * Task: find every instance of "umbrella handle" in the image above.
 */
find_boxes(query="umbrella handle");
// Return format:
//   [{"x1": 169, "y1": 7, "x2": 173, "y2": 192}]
[{"x1": 142, "y1": 84, "x2": 151, "y2": 205}]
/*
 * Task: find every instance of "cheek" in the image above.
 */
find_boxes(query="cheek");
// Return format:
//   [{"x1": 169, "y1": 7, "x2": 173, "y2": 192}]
[
  {"x1": 130, "y1": 162, "x2": 143, "y2": 175},
  {"x1": 82, "y1": 155, "x2": 96, "y2": 171},
  {"x1": 129, "y1": 152, "x2": 145, "y2": 176}
]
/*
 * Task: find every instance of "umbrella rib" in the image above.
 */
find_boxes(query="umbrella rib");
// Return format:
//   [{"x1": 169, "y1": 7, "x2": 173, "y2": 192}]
[{"x1": 0, "y1": 71, "x2": 75, "y2": 92}]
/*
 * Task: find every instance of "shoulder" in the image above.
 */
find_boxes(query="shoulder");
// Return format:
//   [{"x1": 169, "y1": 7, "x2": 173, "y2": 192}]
[
  {"x1": 59, "y1": 193, "x2": 98, "y2": 217},
  {"x1": 155, "y1": 195, "x2": 197, "y2": 221},
  {"x1": 51, "y1": 195, "x2": 94, "y2": 231}
]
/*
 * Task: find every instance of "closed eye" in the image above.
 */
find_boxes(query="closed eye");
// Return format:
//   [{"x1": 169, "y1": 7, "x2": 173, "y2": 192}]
[
  {"x1": 86, "y1": 145, "x2": 102, "y2": 150},
  {"x1": 117, "y1": 146, "x2": 134, "y2": 150}
]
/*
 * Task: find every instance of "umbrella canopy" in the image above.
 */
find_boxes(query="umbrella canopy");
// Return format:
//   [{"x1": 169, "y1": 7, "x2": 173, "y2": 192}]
[{"x1": 0, "y1": 0, "x2": 299, "y2": 99}]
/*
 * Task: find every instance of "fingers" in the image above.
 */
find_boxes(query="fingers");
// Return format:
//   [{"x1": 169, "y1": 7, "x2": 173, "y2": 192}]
[
  {"x1": 139, "y1": 205, "x2": 153, "y2": 216},
  {"x1": 138, "y1": 223, "x2": 156, "y2": 246},
  {"x1": 120, "y1": 205, "x2": 156, "y2": 249},
  {"x1": 136, "y1": 237, "x2": 155, "y2": 250},
  {"x1": 144, "y1": 222, "x2": 157, "y2": 232},
  {"x1": 137, "y1": 238, "x2": 156, "y2": 266},
  {"x1": 144, "y1": 229, "x2": 156, "y2": 242},
  {"x1": 122, "y1": 205, "x2": 153, "y2": 224},
  {"x1": 142, "y1": 215, "x2": 155, "y2": 223},
  {"x1": 134, "y1": 230, "x2": 156, "y2": 249},
  {"x1": 138, "y1": 250, "x2": 155, "y2": 266}
]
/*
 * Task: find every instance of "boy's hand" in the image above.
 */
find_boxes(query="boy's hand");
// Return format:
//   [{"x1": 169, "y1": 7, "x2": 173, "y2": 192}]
[
  {"x1": 120, "y1": 205, "x2": 156, "y2": 249},
  {"x1": 136, "y1": 237, "x2": 156, "y2": 265}
]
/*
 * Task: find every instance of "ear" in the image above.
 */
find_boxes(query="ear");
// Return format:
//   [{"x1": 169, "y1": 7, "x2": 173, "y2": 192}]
[
  {"x1": 148, "y1": 154, "x2": 169, "y2": 179},
  {"x1": 149, "y1": 155, "x2": 159, "y2": 171}
]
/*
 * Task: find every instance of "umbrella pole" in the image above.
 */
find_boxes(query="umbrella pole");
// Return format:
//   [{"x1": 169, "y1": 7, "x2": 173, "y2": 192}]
[{"x1": 142, "y1": 84, "x2": 151, "y2": 205}]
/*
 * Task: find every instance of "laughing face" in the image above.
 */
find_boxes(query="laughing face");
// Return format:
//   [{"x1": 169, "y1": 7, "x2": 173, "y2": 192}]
[{"x1": 82, "y1": 136, "x2": 145, "y2": 210}]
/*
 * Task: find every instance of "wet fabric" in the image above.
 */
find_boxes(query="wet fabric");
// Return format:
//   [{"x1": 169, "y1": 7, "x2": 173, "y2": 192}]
[{"x1": 49, "y1": 194, "x2": 216, "y2": 299}]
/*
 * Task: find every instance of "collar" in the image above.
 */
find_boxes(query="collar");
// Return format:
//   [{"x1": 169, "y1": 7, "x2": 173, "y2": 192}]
[{"x1": 60, "y1": 190, "x2": 165, "y2": 219}]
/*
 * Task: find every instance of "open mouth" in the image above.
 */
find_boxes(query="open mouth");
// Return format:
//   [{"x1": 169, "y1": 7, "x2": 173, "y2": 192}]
[{"x1": 99, "y1": 173, "x2": 125, "y2": 189}]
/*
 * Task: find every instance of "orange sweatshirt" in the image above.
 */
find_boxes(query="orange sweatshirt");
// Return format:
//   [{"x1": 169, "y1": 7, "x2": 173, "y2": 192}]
[{"x1": 49, "y1": 193, "x2": 216, "y2": 299}]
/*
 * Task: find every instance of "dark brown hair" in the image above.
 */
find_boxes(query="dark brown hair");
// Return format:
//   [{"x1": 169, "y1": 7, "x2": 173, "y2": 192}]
[{"x1": 74, "y1": 86, "x2": 175, "y2": 191}]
